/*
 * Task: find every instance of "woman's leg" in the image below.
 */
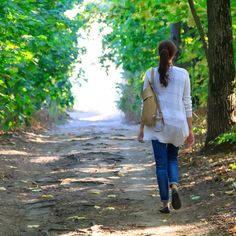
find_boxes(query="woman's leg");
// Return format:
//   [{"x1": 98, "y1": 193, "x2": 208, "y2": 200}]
[
  {"x1": 167, "y1": 144, "x2": 182, "y2": 209},
  {"x1": 167, "y1": 144, "x2": 179, "y2": 187},
  {"x1": 151, "y1": 140, "x2": 169, "y2": 204}
]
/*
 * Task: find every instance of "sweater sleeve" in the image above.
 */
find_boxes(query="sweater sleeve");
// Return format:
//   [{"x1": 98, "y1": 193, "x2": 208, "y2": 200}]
[{"x1": 183, "y1": 72, "x2": 192, "y2": 118}]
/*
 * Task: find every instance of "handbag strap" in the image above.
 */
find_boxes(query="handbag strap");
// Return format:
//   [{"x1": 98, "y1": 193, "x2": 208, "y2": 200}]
[
  {"x1": 150, "y1": 68, "x2": 162, "y2": 115},
  {"x1": 151, "y1": 68, "x2": 155, "y2": 85}
]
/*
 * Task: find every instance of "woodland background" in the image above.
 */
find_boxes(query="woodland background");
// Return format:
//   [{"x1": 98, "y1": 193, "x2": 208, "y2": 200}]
[
  {"x1": 0, "y1": 1, "x2": 235, "y2": 235},
  {"x1": 0, "y1": 0, "x2": 235, "y2": 147}
]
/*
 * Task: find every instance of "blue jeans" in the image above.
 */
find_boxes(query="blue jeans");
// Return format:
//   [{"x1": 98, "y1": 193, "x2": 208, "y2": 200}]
[{"x1": 151, "y1": 140, "x2": 179, "y2": 202}]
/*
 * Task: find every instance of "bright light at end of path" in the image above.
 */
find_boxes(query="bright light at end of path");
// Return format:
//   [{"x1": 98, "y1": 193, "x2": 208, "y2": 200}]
[
  {"x1": 72, "y1": 25, "x2": 122, "y2": 119},
  {"x1": 66, "y1": 4, "x2": 122, "y2": 120}
]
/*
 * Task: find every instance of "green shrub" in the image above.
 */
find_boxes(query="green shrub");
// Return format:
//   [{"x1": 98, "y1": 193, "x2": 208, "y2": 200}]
[{"x1": 213, "y1": 126, "x2": 236, "y2": 144}]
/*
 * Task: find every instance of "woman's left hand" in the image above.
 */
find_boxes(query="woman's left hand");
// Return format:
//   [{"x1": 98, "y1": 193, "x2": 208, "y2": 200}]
[{"x1": 138, "y1": 130, "x2": 144, "y2": 143}]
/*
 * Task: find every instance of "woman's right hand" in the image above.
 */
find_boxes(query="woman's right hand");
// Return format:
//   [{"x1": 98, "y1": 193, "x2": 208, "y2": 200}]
[{"x1": 138, "y1": 130, "x2": 144, "y2": 143}]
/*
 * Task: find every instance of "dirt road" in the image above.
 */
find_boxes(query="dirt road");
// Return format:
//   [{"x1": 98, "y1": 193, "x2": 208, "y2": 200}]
[{"x1": 0, "y1": 112, "x2": 234, "y2": 235}]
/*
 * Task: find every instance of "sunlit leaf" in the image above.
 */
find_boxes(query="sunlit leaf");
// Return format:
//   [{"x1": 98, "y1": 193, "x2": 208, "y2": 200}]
[
  {"x1": 229, "y1": 163, "x2": 236, "y2": 170},
  {"x1": 41, "y1": 194, "x2": 54, "y2": 199},
  {"x1": 27, "y1": 225, "x2": 40, "y2": 229},
  {"x1": 66, "y1": 216, "x2": 86, "y2": 221},
  {"x1": 225, "y1": 190, "x2": 234, "y2": 195},
  {"x1": 191, "y1": 195, "x2": 201, "y2": 200},
  {"x1": 90, "y1": 190, "x2": 101, "y2": 195},
  {"x1": 106, "y1": 206, "x2": 115, "y2": 210},
  {"x1": 31, "y1": 189, "x2": 42, "y2": 192},
  {"x1": 230, "y1": 226, "x2": 236, "y2": 233}
]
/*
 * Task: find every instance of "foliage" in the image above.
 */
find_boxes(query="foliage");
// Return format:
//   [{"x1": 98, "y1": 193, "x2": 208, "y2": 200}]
[
  {"x1": 229, "y1": 163, "x2": 236, "y2": 170},
  {"x1": 116, "y1": 71, "x2": 143, "y2": 122},
  {"x1": 213, "y1": 126, "x2": 236, "y2": 145},
  {"x1": 91, "y1": 0, "x2": 236, "y2": 121},
  {"x1": 0, "y1": 0, "x2": 85, "y2": 130},
  {"x1": 1, "y1": 0, "x2": 235, "y2": 131},
  {"x1": 93, "y1": 0, "x2": 168, "y2": 119}
]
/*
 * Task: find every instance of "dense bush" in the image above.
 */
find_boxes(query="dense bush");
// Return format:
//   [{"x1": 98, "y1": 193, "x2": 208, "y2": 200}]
[{"x1": 0, "y1": 0, "x2": 85, "y2": 130}]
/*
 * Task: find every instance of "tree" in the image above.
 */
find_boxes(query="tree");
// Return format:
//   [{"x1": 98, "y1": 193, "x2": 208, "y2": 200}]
[
  {"x1": 0, "y1": 1, "x2": 85, "y2": 130},
  {"x1": 188, "y1": 0, "x2": 208, "y2": 61},
  {"x1": 206, "y1": 0, "x2": 235, "y2": 143},
  {"x1": 93, "y1": 0, "x2": 235, "y2": 133},
  {"x1": 98, "y1": 0, "x2": 210, "y2": 119},
  {"x1": 170, "y1": 23, "x2": 181, "y2": 59}
]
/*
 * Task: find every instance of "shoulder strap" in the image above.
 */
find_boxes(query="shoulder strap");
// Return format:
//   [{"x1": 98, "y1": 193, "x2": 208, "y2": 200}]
[
  {"x1": 151, "y1": 68, "x2": 155, "y2": 84},
  {"x1": 150, "y1": 68, "x2": 163, "y2": 117}
]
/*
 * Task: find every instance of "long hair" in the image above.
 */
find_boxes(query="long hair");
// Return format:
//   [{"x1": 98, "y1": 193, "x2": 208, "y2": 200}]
[{"x1": 158, "y1": 40, "x2": 177, "y2": 87}]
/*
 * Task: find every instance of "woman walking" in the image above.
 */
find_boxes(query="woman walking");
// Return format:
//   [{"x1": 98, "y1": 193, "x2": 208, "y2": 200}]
[{"x1": 138, "y1": 40, "x2": 194, "y2": 213}]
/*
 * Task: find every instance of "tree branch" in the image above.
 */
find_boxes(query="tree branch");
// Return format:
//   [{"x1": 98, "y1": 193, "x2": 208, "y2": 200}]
[{"x1": 188, "y1": 0, "x2": 208, "y2": 62}]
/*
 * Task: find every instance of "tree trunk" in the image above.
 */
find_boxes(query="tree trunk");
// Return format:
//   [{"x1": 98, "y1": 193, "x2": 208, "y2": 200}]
[
  {"x1": 188, "y1": 0, "x2": 208, "y2": 61},
  {"x1": 170, "y1": 23, "x2": 181, "y2": 59},
  {"x1": 206, "y1": 0, "x2": 235, "y2": 143}
]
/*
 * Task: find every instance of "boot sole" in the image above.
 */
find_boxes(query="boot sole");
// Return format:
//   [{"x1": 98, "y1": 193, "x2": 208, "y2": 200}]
[{"x1": 172, "y1": 188, "x2": 182, "y2": 210}]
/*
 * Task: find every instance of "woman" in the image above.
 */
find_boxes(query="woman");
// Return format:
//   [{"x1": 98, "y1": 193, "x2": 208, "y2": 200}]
[{"x1": 138, "y1": 40, "x2": 194, "y2": 213}]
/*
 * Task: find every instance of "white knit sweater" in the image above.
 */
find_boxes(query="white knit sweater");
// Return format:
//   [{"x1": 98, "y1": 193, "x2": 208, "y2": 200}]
[{"x1": 143, "y1": 66, "x2": 192, "y2": 147}]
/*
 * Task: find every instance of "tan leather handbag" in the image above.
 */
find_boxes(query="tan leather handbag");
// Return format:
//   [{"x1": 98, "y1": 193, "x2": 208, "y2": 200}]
[{"x1": 141, "y1": 68, "x2": 164, "y2": 130}]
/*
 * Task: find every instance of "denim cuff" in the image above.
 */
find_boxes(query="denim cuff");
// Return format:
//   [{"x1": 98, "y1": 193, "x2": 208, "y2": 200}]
[
  {"x1": 161, "y1": 199, "x2": 169, "y2": 203},
  {"x1": 169, "y1": 182, "x2": 179, "y2": 187}
]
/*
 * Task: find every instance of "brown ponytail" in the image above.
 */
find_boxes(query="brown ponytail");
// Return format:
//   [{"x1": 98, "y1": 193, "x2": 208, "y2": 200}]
[{"x1": 158, "y1": 40, "x2": 177, "y2": 87}]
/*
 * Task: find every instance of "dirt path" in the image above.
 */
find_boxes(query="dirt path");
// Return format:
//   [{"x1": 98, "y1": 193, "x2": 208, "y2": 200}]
[{"x1": 0, "y1": 112, "x2": 235, "y2": 236}]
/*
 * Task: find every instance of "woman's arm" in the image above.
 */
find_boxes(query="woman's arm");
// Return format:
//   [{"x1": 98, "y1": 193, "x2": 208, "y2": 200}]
[
  {"x1": 187, "y1": 117, "x2": 193, "y2": 132},
  {"x1": 138, "y1": 121, "x2": 145, "y2": 142},
  {"x1": 183, "y1": 72, "x2": 192, "y2": 118},
  {"x1": 185, "y1": 117, "x2": 194, "y2": 148},
  {"x1": 183, "y1": 73, "x2": 195, "y2": 148},
  {"x1": 138, "y1": 70, "x2": 150, "y2": 142}
]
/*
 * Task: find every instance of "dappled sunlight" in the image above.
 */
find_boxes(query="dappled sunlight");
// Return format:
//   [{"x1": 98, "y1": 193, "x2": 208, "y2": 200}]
[
  {"x1": 5, "y1": 165, "x2": 17, "y2": 169},
  {"x1": 60, "y1": 177, "x2": 112, "y2": 186},
  {"x1": 75, "y1": 166, "x2": 121, "y2": 174},
  {"x1": 1, "y1": 121, "x2": 232, "y2": 235},
  {"x1": 30, "y1": 155, "x2": 61, "y2": 164},
  {"x1": 117, "y1": 162, "x2": 155, "y2": 174},
  {"x1": 108, "y1": 146, "x2": 143, "y2": 151},
  {"x1": 100, "y1": 223, "x2": 210, "y2": 235},
  {"x1": 56, "y1": 223, "x2": 211, "y2": 236},
  {"x1": 23, "y1": 132, "x2": 50, "y2": 139},
  {"x1": 0, "y1": 150, "x2": 29, "y2": 156}
]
